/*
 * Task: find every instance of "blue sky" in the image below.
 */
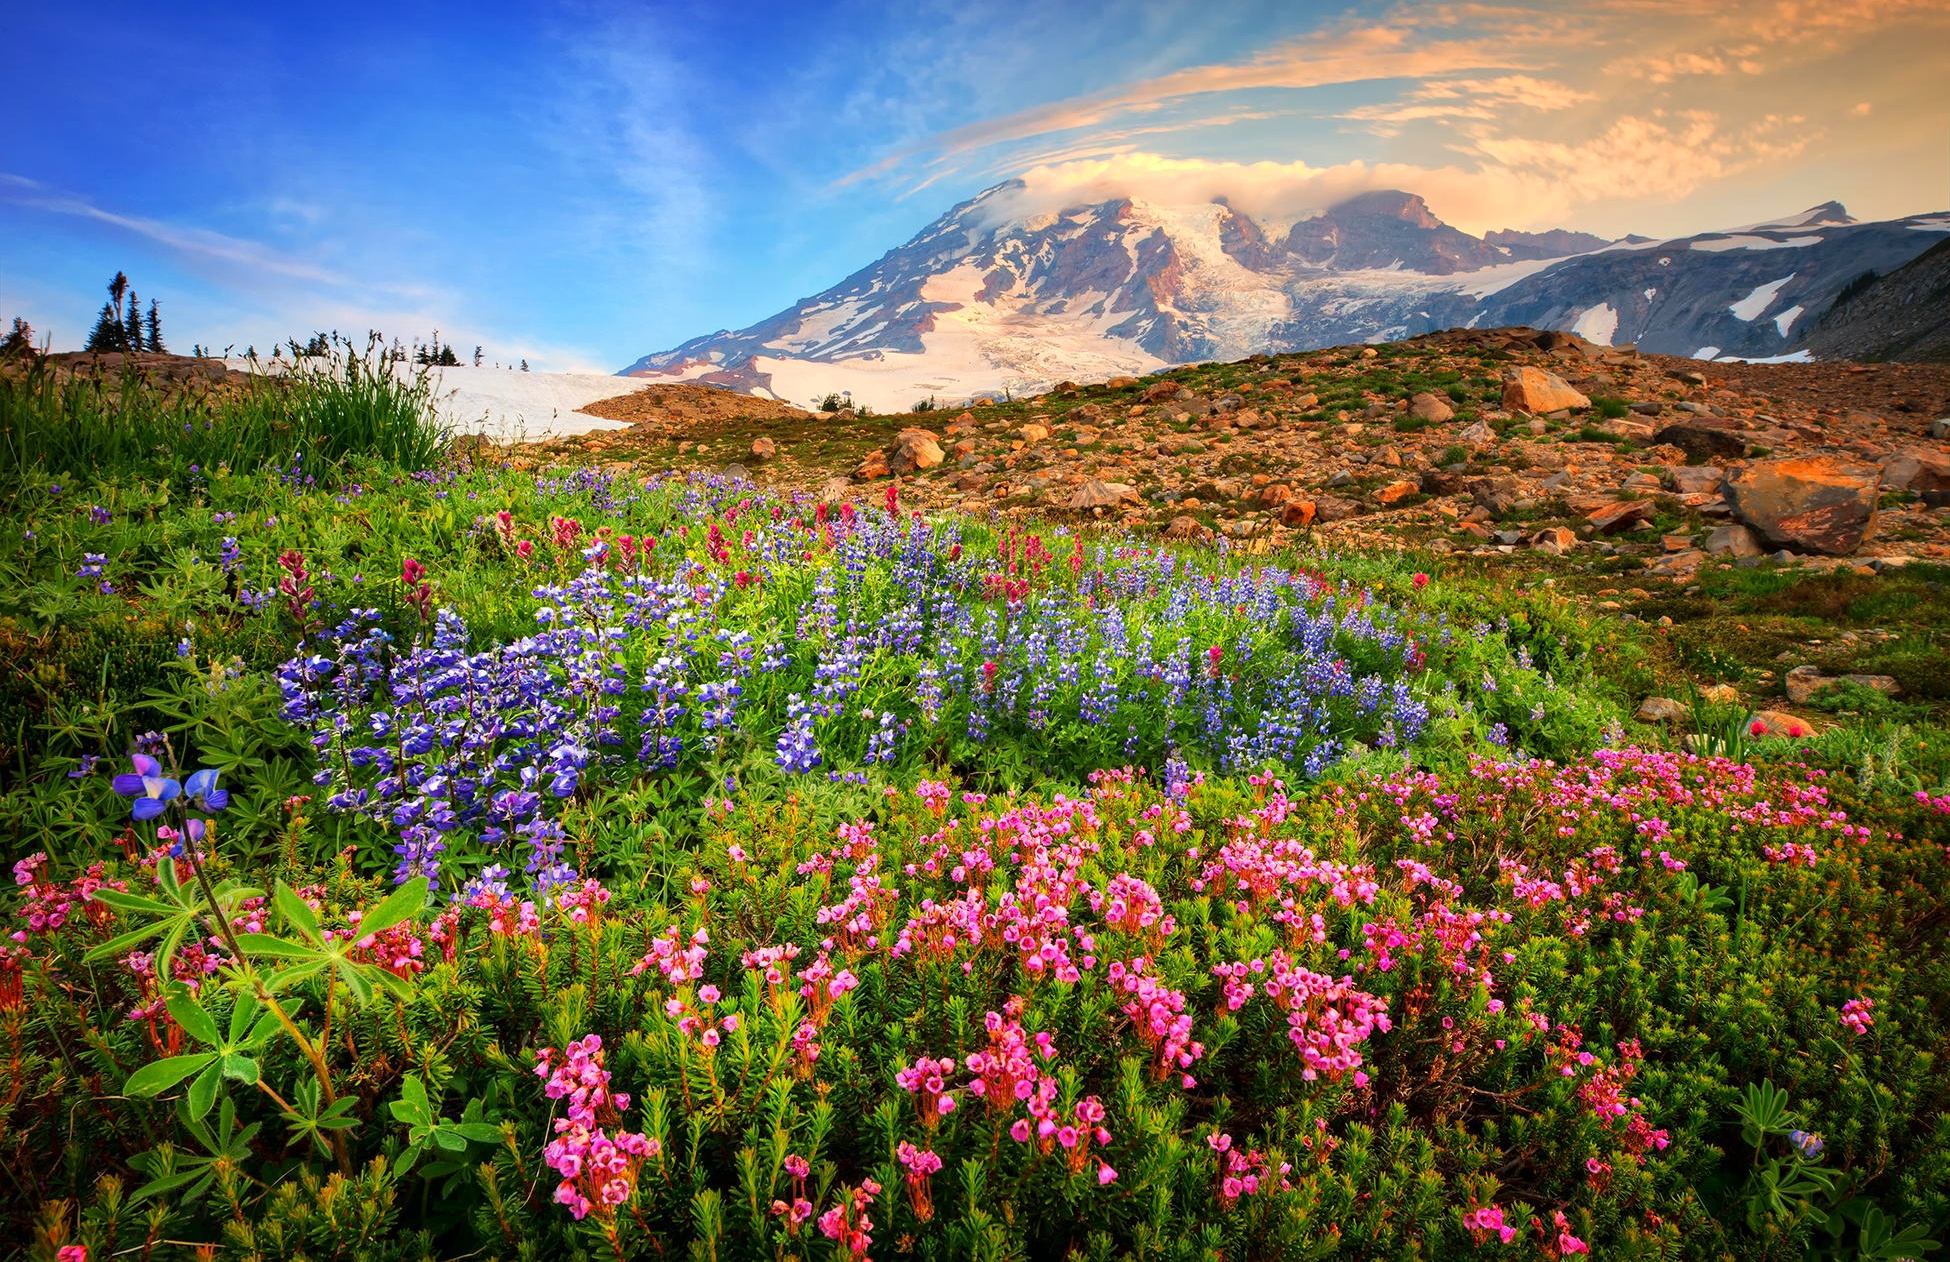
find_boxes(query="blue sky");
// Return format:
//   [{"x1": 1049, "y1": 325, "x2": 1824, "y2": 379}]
[{"x1": 5, "y1": 0, "x2": 1946, "y2": 369}]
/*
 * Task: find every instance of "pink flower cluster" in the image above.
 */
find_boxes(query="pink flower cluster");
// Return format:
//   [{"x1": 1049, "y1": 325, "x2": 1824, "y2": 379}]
[
  {"x1": 1208, "y1": 1131, "x2": 1290, "y2": 1209},
  {"x1": 1106, "y1": 956, "x2": 1204, "y2": 1084},
  {"x1": 632, "y1": 923, "x2": 709, "y2": 984},
  {"x1": 817, "y1": 1178, "x2": 880, "y2": 1257},
  {"x1": 964, "y1": 1000, "x2": 1055, "y2": 1112},
  {"x1": 1462, "y1": 1204, "x2": 1518, "y2": 1244},
  {"x1": 897, "y1": 1141, "x2": 944, "y2": 1220},
  {"x1": 768, "y1": 1152, "x2": 814, "y2": 1230},
  {"x1": 1215, "y1": 952, "x2": 1391, "y2": 1085},
  {"x1": 894, "y1": 1054, "x2": 959, "y2": 1126},
  {"x1": 14, "y1": 854, "x2": 125, "y2": 939},
  {"x1": 533, "y1": 1034, "x2": 660, "y2": 1220},
  {"x1": 1839, "y1": 997, "x2": 1874, "y2": 1035}
]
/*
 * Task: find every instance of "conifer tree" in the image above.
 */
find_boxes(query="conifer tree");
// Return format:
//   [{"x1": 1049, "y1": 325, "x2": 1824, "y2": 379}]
[
  {"x1": 0, "y1": 316, "x2": 34, "y2": 357},
  {"x1": 473, "y1": 345, "x2": 483, "y2": 367},
  {"x1": 85, "y1": 302, "x2": 124, "y2": 352},
  {"x1": 144, "y1": 299, "x2": 165, "y2": 353},
  {"x1": 123, "y1": 291, "x2": 143, "y2": 351}
]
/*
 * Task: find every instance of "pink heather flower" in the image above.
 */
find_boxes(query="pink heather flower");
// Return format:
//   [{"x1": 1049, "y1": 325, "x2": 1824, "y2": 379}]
[
  {"x1": 58, "y1": 1249, "x2": 88, "y2": 1262},
  {"x1": 1839, "y1": 997, "x2": 1874, "y2": 1035},
  {"x1": 1462, "y1": 1205, "x2": 1518, "y2": 1245},
  {"x1": 1097, "y1": 1161, "x2": 1117, "y2": 1185}
]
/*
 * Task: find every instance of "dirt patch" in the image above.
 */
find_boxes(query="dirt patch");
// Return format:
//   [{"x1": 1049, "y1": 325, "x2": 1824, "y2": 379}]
[{"x1": 577, "y1": 383, "x2": 814, "y2": 428}]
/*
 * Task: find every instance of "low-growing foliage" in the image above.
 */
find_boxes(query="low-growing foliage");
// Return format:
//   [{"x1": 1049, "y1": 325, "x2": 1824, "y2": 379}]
[{"x1": 1, "y1": 416, "x2": 1946, "y2": 1259}]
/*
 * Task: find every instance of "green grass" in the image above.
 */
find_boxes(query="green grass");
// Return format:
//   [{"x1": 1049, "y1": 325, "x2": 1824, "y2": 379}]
[{"x1": 0, "y1": 340, "x2": 448, "y2": 488}]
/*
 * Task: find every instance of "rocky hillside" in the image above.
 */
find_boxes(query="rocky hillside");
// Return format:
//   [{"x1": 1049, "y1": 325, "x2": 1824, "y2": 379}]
[
  {"x1": 1798, "y1": 235, "x2": 1950, "y2": 364},
  {"x1": 621, "y1": 184, "x2": 1950, "y2": 410},
  {"x1": 535, "y1": 328, "x2": 1950, "y2": 596}
]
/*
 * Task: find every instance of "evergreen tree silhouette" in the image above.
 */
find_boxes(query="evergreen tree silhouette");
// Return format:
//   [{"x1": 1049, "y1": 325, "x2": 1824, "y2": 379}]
[
  {"x1": 85, "y1": 302, "x2": 124, "y2": 352},
  {"x1": 123, "y1": 291, "x2": 143, "y2": 351},
  {"x1": 144, "y1": 299, "x2": 165, "y2": 353},
  {"x1": 1, "y1": 316, "x2": 34, "y2": 356}
]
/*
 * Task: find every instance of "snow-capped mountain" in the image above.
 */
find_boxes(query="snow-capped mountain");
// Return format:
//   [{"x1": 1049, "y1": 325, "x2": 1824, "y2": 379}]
[{"x1": 621, "y1": 182, "x2": 1950, "y2": 409}]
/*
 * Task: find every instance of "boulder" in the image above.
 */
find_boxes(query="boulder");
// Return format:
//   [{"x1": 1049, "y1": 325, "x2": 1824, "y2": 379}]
[
  {"x1": 1258, "y1": 483, "x2": 1293, "y2": 507},
  {"x1": 851, "y1": 448, "x2": 891, "y2": 481},
  {"x1": 1162, "y1": 515, "x2": 1212, "y2": 542},
  {"x1": 1703, "y1": 523, "x2": 1762, "y2": 557},
  {"x1": 1586, "y1": 499, "x2": 1654, "y2": 534},
  {"x1": 1105, "y1": 375, "x2": 1139, "y2": 390},
  {"x1": 749, "y1": 436, "x2": 777, "y2": 460},
  {"x1": 887, "y1": 428, "x2": 944, "y2": 474},
  {"x1": 1636, "y1": 697, "x2": 1689, "y2": 723},
  {"x1": 1749, "y1": 710, "x2": 1819, "y2": 739},
  {"x1": 1458, "y1": 420, "x2": 1495, "y2": 446},
  {"x1": 1655, "y1": 421, "x2": 1749, "y2": 462},
  {"x1": 1469, "y1": 477, "x2": 1524, "y2": 516},
  {"x1": 1669, "y1": 465, "x2": 1724, "y2": 494},
  {"x1": 1501, "y1": 367, "x2": 1589, "y2": 414},
  {"x1": 1069, "y1": 479, "x2": 1138, "y2": 510},
  {"x1": 1725, "y1": 458, "x2": 1880, "y2": 555},
  {"x1": 1313, "y1": 495, "x2": 1361, "y2": 523},
  {"x1": 1879, "y1": 450, "x2": 1950, "y2": 493},
  {"x1": 1141, "y1": 380, "x2": 1182, "y2": 403},
  {"x1": 1018, "y1": 422, "x2": 1051, "y2": 443},
  {"x1": 1407, "y1": 391, "x2": 1455, "y2": 423},
  {"x1": 1784, "y1": 665, "x2": 1902, "y2": 705},
  {"x1": 1373, "y1": 480, "x2": 1419, "y2": 505},
  {"x1": 1278, "y1": 499, "x2": 1318, "y2": 527},
  {"x1": 1530, "y1": 526, "x2": 1577, "y2": 554}
]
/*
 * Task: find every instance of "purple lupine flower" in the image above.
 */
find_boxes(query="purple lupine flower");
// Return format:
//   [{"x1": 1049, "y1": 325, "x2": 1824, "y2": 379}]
[{"x1": 112, "y1": 754, "x2": 181, "y2": 821}]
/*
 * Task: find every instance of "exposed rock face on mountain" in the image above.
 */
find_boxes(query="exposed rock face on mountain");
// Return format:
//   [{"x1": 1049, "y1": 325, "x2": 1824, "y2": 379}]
[
  {"x1": 622, "y1": 182, "x2": 1950, "y2": 411},
  {"x1": 1797, "y1": 235, "x2": 1950, "y2": 364}
]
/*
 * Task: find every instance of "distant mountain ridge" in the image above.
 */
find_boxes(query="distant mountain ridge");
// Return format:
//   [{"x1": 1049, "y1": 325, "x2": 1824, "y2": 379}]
[
  {"x1": 1797, "y1": 235, "x2": 1950, "y2": 364},
  {"x1": 623, "y1": 181, "x2": 1950, "y2": 410}
]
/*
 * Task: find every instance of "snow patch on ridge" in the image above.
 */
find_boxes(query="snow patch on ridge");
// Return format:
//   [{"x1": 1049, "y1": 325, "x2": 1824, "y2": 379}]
[
  {"x1": 1693, "y1": 235, "x2": 1823, "y2": 252},
  {"x1": 1570, "y1": 303, "x2": 1618, "y2": 346},
  {"x1": 1729, "y1": 276, "x2": 1794, "y2": 321}
]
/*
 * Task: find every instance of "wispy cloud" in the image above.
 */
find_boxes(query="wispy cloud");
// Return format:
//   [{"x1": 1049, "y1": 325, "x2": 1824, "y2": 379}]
[
  {"x1": 1, "y1": 172, "x2": 350, "y2": 288},
  {"x1": 837, "y1": 11, "x2": 1559, "y2": 187}
]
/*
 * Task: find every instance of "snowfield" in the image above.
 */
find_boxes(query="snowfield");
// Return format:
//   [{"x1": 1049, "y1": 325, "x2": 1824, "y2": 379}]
[{"x1": 225, "y1": 360, "x2": 639, "y2": 441}]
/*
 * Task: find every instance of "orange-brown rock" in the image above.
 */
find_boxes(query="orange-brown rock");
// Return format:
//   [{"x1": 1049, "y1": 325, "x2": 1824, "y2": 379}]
[
  {"x1": 1501, "y1": 366, "x2": 1589, "y2": 414},
  {"x1": 1725, "y1": 457, "x2": 1880, "y2": 555}
]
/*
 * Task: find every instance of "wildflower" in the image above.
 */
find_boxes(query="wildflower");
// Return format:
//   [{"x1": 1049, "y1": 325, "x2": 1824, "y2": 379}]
[
  {"x1": 183, "y1": 768, "x2": 229, "y2": 813},
  {"x1": 1412, "y1": 572, "x2": 1430, "y2": 590},
  {"x1": 1789, "y1": 1129, "x2": 1824, "y2": 1159},
  {"x1": 1839, "y1": 997, "x2": 1874, "y2": 1035},
  {"x1": 112, "y1": 755, "x2": 181, "y2": 821},
  {"x1": 89, "y1": 505, "x2": 111, "y2": 525}
]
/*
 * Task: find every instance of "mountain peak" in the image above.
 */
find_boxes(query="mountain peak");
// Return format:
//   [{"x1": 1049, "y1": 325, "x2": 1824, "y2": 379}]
[{"x1": 1330, "y1": 189, "x2": 1441, "y2": 229}]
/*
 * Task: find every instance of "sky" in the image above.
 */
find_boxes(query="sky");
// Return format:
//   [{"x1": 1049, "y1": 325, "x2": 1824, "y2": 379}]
[{"x1": 4, "y1": 0, "x2": 1947, "y2": 370}]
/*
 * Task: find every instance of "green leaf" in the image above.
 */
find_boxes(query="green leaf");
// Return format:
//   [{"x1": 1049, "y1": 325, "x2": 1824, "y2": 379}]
[
  {"x1": 355, "y1": 877, "x2": 429, "y2": 940},
  {"x1": 232, "y1": 932, "x2": 321, "y2": 960},
  {"x1": 274, "y1": 880, "x2": 323, "y2": 944},
  {"x1": 83, "y1": 918, "x2": 174, "y2": 963},
  {"x1": 363, "y1": 964, "x2": 415, "y2": 1002},
  {"x1": 188, "y1": 1059, "x2": 223, "y2": 1120},
  {"x1": 164, "y1": 989, "x2": 221, "y2": 1047},
  {"x1": 220, "y1": 1054, "x2": 259, "y2": 1084},
  {"x1": 88, "y1": 889, "x2": 179, "y2": 916},
  {"x1": 390, "y1": 1076, "x2": 433, "y2": 1126},
  {"x1": 451, "y1": 1122, "x2": 504, "y2": 1144},
  {"x1": 125, "y1": 1052, "x2": 218, "y2": 1097},
  {"x1": 128, "y1": 1167, "x2": 207, "y2": 1204},
  {"x1": 433, "y1": 1128, "x2": 468, "y2": 1152},
  {"x1": 226, "y1": 991, "x2": 261, "y2": 1044}
]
